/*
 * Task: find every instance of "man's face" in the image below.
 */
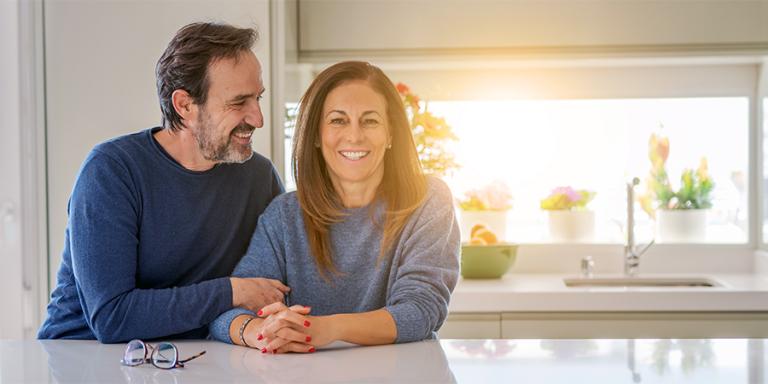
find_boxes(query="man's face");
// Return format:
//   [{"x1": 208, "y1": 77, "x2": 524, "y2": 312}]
[{"x1": 192, "y1": 51, "x2": 265, "y2": 164}]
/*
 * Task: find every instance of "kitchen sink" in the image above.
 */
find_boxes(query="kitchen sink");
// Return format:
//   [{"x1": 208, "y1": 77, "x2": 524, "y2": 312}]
[{"x1": 563, "y1": 276, "x2": 721, "y2": 288}]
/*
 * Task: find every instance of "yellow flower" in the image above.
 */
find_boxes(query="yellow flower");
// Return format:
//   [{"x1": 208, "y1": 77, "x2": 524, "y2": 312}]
[{"x1": 697, "y1": 157, "x2": 709, "y2": 182}]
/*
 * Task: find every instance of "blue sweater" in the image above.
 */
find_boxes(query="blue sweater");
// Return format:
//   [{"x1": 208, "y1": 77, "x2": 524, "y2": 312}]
[
  {"x1": 210, "y1": 177, "x2": 460, "y2": 343},
  {"x1": 38, "y1": 127, "x2": 283, "y2": 343}
]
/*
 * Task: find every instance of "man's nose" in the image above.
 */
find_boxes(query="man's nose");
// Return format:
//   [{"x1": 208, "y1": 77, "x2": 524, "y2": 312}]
[{"x1": 244, "y1": 100, "x2": 264, "y2": 128}]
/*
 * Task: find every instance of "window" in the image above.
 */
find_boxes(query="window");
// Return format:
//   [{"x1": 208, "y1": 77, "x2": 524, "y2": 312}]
[{"x1": 430, "y1": 97, "x2": 748, "y2": 244}]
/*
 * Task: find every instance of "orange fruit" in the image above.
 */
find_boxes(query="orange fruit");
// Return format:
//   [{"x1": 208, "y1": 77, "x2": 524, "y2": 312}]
[
  {"x1": 472, "y1": 227, "x2": 498, "y2": 245},
  {"x1": 470, "y1": 224, "x2": 487, "y2": 239}
]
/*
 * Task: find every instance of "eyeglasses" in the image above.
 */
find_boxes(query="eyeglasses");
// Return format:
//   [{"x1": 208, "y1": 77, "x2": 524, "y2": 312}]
[{"x1": 120, "y1": 339, "x2": 206, "y2": 369}]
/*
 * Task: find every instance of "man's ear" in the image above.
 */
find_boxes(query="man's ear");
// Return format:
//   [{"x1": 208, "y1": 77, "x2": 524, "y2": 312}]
[{"x1": 171, "y1": 89, "x2": 197, "y2": 122}]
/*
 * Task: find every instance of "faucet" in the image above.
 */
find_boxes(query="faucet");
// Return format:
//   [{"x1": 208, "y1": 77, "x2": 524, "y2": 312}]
[{"x1": 625, "y1": 177, "x2": 654, "y2": 276}]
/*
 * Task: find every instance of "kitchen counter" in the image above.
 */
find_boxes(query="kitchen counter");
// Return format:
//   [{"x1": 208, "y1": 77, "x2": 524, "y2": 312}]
[
  {"x1": 450, "y1": 273, "x2": 768, "y2": 312},
  {"x1": 2, "y1": 338, "x2": 765, "y2": 383}
]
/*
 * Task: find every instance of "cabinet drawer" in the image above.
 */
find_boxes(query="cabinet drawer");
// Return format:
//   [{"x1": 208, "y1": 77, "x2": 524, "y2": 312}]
[{"x1": 501, "y1": 312, "x2": 768, "y2": 339}]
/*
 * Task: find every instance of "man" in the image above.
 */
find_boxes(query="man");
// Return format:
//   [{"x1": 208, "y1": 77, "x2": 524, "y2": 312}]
[{"x1": 38, "y1": 22, "x2": 288, "y2": 343}]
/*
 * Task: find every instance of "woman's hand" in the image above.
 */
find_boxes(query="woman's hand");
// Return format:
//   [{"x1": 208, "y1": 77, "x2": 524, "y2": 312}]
[{"x1": 255, "y1": 302, "x2": 315, "y2": 354}]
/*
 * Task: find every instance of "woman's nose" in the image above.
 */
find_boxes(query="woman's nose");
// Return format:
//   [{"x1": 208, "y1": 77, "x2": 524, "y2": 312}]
[{"x1": 345, "y1": 122, "x2": 364, "y2": 142}]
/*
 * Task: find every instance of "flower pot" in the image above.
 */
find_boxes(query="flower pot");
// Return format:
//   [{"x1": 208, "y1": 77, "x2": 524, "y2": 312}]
[
  {"x1": 460, "y1": 210, "x2": 508, "y2": 242},
  {"x1": 547, "y1": 210, "x2": 595, "y2": 242},
  {"x1": 656, "y1": 209, "x2": 707, "y2": 243}
]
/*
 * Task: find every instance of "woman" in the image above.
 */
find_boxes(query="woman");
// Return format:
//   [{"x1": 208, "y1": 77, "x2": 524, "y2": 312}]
[{"x1": 210, "y1": 61, "x2": 460, "y2": 353}]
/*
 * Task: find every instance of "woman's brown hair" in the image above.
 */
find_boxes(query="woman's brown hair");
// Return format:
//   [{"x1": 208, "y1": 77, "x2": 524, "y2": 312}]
[{"x1": 292, "y1": 61, "x2": 427, "y2": 275}]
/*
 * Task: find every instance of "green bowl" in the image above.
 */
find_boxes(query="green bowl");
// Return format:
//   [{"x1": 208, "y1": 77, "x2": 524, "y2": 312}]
[{"x1": 460, "y1": 243, "x2": 518, "y2": 279}]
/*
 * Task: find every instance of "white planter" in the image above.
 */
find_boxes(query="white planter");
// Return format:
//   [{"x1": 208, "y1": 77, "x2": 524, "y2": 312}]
[
  {"x1": 547, "y1": 210, "x2": 595, "y2": 242},
  {"x1": 656, "y1": 209, "x2": 708, "y2": 243},
  {"x1": 460, "y1": 210, "x2": 508, "y2": 242}
]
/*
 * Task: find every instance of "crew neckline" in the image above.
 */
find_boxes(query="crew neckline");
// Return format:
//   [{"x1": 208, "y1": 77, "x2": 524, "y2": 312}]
[{"x1": 146, "y1": 127, "x2": 222, "y2": 176}]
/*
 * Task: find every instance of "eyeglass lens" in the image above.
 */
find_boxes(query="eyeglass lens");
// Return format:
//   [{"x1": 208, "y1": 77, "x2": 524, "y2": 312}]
[
  {"x1": 151, "y1": 342, "x2": 178, "y2": 369},
  {"x1": 122, "y1": 339, "x2": 146, "y2": 366}
]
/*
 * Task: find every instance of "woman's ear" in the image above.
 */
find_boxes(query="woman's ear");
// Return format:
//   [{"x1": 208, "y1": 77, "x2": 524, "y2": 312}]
[{"x1": 171, "y1": 89, "x2": 196, "y2": 122}]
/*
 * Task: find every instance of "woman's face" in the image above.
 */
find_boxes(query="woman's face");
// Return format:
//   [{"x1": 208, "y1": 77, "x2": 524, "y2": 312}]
[{"x1": 319, "y1": 80, "x2": 390, "y2": 190}]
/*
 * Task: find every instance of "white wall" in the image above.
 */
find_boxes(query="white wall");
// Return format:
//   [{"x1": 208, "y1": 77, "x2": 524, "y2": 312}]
[
  {"x1": 44, "y1": 0, "x2": 272, "y2": 290},
  {"x1": 0, "y1": 0, "x2": 25, "y2": 339}
]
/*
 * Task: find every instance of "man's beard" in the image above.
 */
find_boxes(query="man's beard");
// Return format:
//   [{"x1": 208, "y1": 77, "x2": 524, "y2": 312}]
[{"x1": 194, "y1": 111, "x2": 255, "y2": 164}]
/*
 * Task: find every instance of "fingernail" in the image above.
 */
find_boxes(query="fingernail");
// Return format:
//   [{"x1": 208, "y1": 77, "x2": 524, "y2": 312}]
[
  {"x1": 261, "y1": 348, "x2": 267, "y2": 354},
  {"x1": 257, "y1": 334, "x2": 263, "y2": 341},
  {"x1": 309, "y1": 347, "x2": 315, "y2": 353},
  {"x1": 304, "y1": 320, "x2": 311, "y2": 327},
  {"x1": 306, "y1": 336, "x2": 312, "y2": 342},
  {"x1": 305, "y1": 306, "x2": 311, "y2": 310},
  {"x1": 257, "y1": 309, "x2": 263, "y2": 316}
]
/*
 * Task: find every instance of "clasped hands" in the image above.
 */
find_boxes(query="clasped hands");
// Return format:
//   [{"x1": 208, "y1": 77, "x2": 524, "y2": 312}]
[{"x1": 243, "y1": 302, "x2": 335, "y2": 354}]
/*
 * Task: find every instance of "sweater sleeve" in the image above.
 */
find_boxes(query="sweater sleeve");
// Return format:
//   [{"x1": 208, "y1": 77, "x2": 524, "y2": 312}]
[
  {"x1": 69, "y1": 150, "x2": 232, "y2": 343},
  {"x1": 209, "y1": 200, "x2": 287, "y2": 343},
  {"x1": 385, "y1": 178, "x2": 461, "y2": 343}
]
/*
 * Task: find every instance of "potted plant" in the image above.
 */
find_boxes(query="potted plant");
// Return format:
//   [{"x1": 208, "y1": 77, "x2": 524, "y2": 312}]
[
  {"x1": 457, "y1": 181, "x2": 513, "y2": 242},
  {"x1": 639, "y1": 133, "x2": 714, "y2": 242},
  {"x1": 396, "y1": 82, "x2": 459, "y2": 177},
  {"x1": 540, "y1": 186, "x2": 596, "y2": 242}
]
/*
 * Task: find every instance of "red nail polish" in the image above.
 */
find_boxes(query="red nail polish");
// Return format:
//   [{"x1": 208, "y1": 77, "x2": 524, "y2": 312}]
[
  {"x1": 306, "y1": 336, "x2": 312, "y2": 342},
  {"x1": 257, "y1": 334, "x2": 263, "y2": 341},
  {"x1": 304, "y1": 320, "x2": 311, "y2": 327},
  {"x1": 257, "y1": 309, "x2": 263, "y2": 316},
  {"x1": 309, "y1": 347, "x2": 315, "y2": 353},
  {"x1": 261, "y1": 348, "x2": 267, "y2": 353}
]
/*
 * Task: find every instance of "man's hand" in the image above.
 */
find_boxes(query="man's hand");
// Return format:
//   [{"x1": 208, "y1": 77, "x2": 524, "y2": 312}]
[{"x1": 230, "y1": 277, "x2": 290, "y2": 313}]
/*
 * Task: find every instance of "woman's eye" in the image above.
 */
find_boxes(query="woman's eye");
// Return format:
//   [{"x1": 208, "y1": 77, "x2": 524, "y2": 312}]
[
  {"x1": 363, "y1": 119, "x2": 380, "y2": 126},
  {"x1": 330, "y1": 118, "x2": 346, "y2": 125}
]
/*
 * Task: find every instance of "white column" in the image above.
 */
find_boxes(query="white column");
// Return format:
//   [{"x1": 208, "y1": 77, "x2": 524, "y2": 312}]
[{"x1": 0, "y1": 0, "x2": 25, "y2": 339}]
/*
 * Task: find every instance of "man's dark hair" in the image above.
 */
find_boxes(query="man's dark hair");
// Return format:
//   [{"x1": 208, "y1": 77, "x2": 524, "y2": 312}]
[{"x1": 156, "y1": 22, "x2": 258, "y2": 131}]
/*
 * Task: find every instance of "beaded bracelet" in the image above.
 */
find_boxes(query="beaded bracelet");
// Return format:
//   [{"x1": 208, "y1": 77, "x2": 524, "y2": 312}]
[{"x1": 238, "y1": 316, "x2": 256, "y2": 348}]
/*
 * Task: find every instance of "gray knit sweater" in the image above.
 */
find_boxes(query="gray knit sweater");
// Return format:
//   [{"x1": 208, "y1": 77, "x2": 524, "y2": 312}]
[{"x1": 209, "y1": 177, "x2": 460, "y2": 343}]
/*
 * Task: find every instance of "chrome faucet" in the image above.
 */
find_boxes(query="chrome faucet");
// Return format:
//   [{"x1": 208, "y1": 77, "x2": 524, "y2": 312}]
[{"x1": 625, "y1": 177, "x2": 654, "y2": 276}]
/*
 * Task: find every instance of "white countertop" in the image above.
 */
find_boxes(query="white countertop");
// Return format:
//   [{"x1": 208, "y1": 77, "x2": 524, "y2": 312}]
[
  {"x1": 2, "y1": 338, "x2": 764, "y2": 383},
  {"x1": 450, "y1": 273, "x2": 768, "y2": 312}
]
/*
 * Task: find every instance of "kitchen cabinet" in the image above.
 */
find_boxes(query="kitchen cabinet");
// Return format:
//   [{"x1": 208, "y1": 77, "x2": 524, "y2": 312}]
[
  {"x1": 441, "y1": 311, "x2": 768, "y2": 339},
  {"x1": 501, "y1": 312, "x2": 768, "y2": 339},
  {"x1": 439, "y1": 313, "x2": 501, "y2": 339},
  {"x1": 299, "y1": 0, "x2": 768, "y2": 57}
]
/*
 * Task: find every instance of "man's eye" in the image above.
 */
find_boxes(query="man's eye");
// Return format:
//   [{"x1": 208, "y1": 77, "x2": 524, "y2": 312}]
[
  {"x1": 232, "y1": 101, "x2": 246, "y2": 107},
  {"x1": 256, "y1": 95, "x2": 263, "y2": 101}
]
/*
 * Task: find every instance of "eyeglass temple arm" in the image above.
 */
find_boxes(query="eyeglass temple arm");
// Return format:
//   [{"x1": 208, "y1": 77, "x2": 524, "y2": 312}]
[{"x1": 179, "y1": 350, "x2": 207, "y2": 364}]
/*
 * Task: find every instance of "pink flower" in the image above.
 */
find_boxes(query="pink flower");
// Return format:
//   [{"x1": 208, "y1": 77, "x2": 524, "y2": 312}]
[{"x1": 551, "y1": 186, "x2": 580, "y2": 202}]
